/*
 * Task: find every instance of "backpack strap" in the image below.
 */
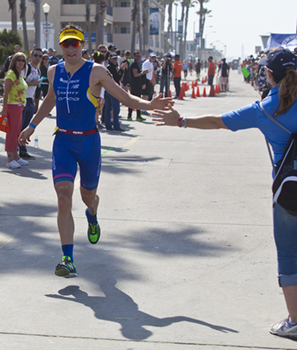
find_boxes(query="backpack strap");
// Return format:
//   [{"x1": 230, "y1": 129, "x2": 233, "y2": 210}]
[
  {"x1": 259, "y1": 101, "x2": 292, "y2": 174},
  {"x1": 259, "y1": 101, "x2": 291, "y2": 134}
]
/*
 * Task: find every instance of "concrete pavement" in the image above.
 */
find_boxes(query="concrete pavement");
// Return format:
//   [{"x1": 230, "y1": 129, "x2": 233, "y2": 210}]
[{"x1": 0, "y1": 70, "x2": 297, "y2": 349}]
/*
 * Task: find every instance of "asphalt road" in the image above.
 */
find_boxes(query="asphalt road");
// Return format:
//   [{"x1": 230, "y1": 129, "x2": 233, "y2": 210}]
[{"x1": 0, "y1": 69, "x2": 296, "y2": 349}]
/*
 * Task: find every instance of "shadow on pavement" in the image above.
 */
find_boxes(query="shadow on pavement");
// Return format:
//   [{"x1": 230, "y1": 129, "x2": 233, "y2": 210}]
[{"x1": 45, "y1": 281, "x2": 238, "y2": 341}]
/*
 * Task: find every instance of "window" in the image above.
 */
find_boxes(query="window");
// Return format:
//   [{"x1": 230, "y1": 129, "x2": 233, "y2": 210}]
[
  {"x1": 114, "y1": 26, "x2": 118, "y2": 34},
  {"x1": 120, "y1": 1, "x2": 130, "y2": 7},
  {"x1": 120, "y1": 27, "x2": 130, "y2": 34},
  {"x1": 62, "y1": 0, "x2": 81, "y2": 4}
]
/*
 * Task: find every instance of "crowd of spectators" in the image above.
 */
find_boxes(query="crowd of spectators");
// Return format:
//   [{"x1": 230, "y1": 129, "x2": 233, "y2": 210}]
[{"x1": 240, "y1": 48, "x2": 297, "y2": 99}]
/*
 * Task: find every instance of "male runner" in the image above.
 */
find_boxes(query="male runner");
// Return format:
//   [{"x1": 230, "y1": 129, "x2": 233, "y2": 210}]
[{"x1": 19, "y1": 24, "x2": 172, "y2": 278}]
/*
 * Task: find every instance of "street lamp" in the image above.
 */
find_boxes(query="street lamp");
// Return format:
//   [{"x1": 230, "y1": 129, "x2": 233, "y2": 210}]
[
  {"x1": 42, "y1": 2, "x2": 50, "y2": 49},
  {"x1": 204, "y1": 31, "x2": 216, "y2": 48},
  {"x1": 193, "y1": 20, "x2": 200, "y2": 57}
]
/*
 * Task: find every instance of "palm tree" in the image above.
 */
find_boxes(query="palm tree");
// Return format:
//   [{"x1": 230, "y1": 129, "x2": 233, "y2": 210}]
[
  {"x1": 8, "y1": 0, "x2": 17, "y2": 33},
  {"x1": 131, "y1": 0, "x2": 140, "y2": 54},
  {"x1": 183, "y1": 0, "x2": 197, "y2": 58},
  {"x1": 166, "y1": 0, "x2": 174, "y2": 47},
  {"x1": 142, "y1": 0, "x2": 148, "y2": 54},
  {"x1": 86, "y1": 0, "x2": 92, "y2": 52},
  {"x1": 197, "y1": 0, "x2": 211, "y2": 48},
  {"x1": 136, "y1": 3, "x2": 142, "y2": 53},
  {"x1": 179, "y1": 0, "x2": 186, "y2": 59},
  {"x1": 20, "y1": 0, "x2": 29, "y2": 54},
  {"x1": 95, "y1": 0, "x2": 107, "y2": 48}
]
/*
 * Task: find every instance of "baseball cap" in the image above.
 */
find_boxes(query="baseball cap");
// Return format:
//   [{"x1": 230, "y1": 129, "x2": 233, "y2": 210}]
[
  {"x1": 150, "y1": 52, "x2": 156, "y2": 57},
  {"x1": 108, "y1": 44, "x2": 116, "y2": 50},
  {"x1": 59, "y1": 28, "x2": 84, "y2": 43},
  {"x1": 259, "y1": 47, "x2": 296, "y2": 78},
  {"x1": 110, "y1": 53, "x2": 117, "y2": 58}
]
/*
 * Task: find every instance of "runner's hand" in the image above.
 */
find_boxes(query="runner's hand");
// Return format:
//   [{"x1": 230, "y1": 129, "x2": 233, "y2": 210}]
[
  {"x1": 149, "y1": 93, "x2": 174, "y2": 110},
  {"x1": 152, "y1": 105, "x2": 180, "y2": 126},
  {"x1": 18, "y1": 126, "x2": 34, "y2": 146}
]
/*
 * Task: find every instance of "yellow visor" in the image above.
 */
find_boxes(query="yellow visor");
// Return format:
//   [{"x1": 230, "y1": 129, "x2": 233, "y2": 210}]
[{"x1": 59, "y1": 29, "x2": 84, "y2": 43}]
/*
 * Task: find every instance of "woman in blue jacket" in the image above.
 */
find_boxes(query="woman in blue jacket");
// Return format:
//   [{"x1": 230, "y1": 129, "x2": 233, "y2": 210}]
[{"x1": 152, "y1": 47, "x2": 297, "y2": 340}]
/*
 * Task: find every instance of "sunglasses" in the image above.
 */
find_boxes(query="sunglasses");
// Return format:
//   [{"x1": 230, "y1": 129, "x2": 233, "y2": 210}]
[
  {"x1": 33, "y1": 54, "x2": 42, "y2": 58},
  {"x1": 17, "y1": 59, "x2": 25, "y2": 62},
  {"x1": 43, "y1": 58, "x2": 49, "y2": 60},
  {"x1": 100, "y1": 50, "x2": 107, "y2": 53},
  {"x1": 60, "y1": 39, "x2": 82, "y2": 48}
]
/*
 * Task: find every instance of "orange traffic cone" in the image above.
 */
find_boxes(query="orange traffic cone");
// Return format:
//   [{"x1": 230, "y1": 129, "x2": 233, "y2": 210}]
[
  {"x1": 191, "y1": 81, "x2": 194, "y2": 89},
  {"x1": 169, "y1": 89, "x2": 172, "y2": 97},
  {"x1": 202, "y1": 87, "x2": 207, "y2": 97},
  {"x1": 191, "y1": 87, "x2": 196, "y2": 98},
  {"x1": 218, "y1": 84, "x2": 221, "y2": 93},
  {"x1": 196, "y1": 86, "x2": 200, "y2": 97},
  {"x1": 208, "y1": 85, "x2": 215, "y2": 97},
  {"x1": 215, "y1": 85, "x2": 218, "y2": 94},
  {"x1": 183, "y1": 84, "x2": 186, "y2": 97},
  {"x1": 178, "y1": 86, "x2": 184, "y2": 100},
  {"x1": 186, "y1": 82, "x2": 190, "y2": 90}
]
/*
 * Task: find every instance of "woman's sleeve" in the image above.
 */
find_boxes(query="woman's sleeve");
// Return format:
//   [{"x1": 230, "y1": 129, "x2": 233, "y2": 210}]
[{"x1": 222, "y1": 102, "x2": 260, "y2": 131}]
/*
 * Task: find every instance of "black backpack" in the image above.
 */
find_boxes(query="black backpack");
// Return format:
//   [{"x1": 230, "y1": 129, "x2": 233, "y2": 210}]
[{"x1": 260, "y1": 102, "x2": 297, "y2": 216}]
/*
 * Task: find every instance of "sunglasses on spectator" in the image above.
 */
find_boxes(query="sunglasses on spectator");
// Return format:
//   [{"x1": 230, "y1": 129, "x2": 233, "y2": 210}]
[
  {"x1": 33, "y1": 54, "x2": 43, "y2": 58},
  {"x1": 60, "y1": 39, "x2": 82, "y2": 48},
  {"x1": 100, "y1": 50, "x2": 107, "y2": 53},
  {"x1": 43, "y1": 58, "x2": 49, "y2": 60},
  {"x1": 17, "y1": 59, "x2": 25, "y2": 62}
]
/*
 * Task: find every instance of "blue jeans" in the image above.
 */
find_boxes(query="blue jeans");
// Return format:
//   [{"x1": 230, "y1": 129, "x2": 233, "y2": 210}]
[
  {"x1": 273, "y1": 202, "x2": 297, "y2": 287},
  {"x1": 104, "y1": 90, "x2": 120, "y2": 130},
  {"x1": 159, "y1": 75, "x2": 170, "y2": 97}
]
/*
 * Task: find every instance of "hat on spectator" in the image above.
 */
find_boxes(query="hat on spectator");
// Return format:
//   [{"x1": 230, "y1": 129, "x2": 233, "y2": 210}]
[
  {"x1": 259, "y1": 47, "x2": 296, "y2": 78},
  {"x1": 150, "y1": 52, "x2": 157, "y2": 57},
  {"x1": 110, "y1": 53, "x2": 117, "y2": 58},
  {"x1": 108, "y1": 44, "x2": 116, "y2": 50}
]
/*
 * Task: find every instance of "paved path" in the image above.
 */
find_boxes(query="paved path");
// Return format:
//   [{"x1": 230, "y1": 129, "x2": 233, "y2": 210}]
[{"x1": 0, "y1": 70, "x2": 296, "y2": 349}]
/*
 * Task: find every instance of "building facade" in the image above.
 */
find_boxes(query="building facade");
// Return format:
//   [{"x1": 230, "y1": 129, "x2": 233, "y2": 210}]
[{"x1": 0, "y1": 0, "x2": 165, "y2": 56}]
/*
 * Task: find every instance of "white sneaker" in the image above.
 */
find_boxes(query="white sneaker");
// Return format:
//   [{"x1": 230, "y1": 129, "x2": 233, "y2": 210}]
[
  {"x1": 269, "y1": 318, "x2": 297, "y2": 338},
  {"x1": 6, "y1": 160, "x2": 21, "y2": 169},
  {"x1": 16, "y1": 158, "x2": 29, "y2": 166}
]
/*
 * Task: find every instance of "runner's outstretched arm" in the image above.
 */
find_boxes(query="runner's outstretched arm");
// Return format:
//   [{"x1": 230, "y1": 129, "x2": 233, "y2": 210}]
[
  {"x1": 91, "y1": 64, "x2": 173, "y2": 111},
  {"x1": 152, "y1": 106, "x2": 228, "y2": 129}
]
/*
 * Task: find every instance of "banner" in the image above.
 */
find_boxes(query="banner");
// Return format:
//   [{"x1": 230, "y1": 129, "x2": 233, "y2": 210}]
[
  {"x1": 195, "y1": 32, "x2": 200, "y2": 46},
  {"x1": 149, "y1": 8, "x2": 159, "y2": 35},
  {"x1": 266, "y1": 33, "x2": 297, "y2": 50},
  {"x1": 178, "y1": 20, "x2": 183, "y2": 38}
]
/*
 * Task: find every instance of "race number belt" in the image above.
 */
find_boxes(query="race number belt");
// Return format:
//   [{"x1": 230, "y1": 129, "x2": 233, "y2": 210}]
[{"x1": 54, "y1": 126, "x2": 98, "y2": 135}]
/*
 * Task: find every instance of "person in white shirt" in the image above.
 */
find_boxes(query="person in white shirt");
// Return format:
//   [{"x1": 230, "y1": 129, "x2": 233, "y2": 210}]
[{"x1": 141, "y1": 53, "x2": 156, "y2": 115}]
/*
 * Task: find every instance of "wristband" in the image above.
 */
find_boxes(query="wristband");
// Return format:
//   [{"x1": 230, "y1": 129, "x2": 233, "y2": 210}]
[
  {"x1": 178, "y1": 116, "x2": 183, "y2": 127},
  {"x1": 29, "y1": 122, "x2": 36, "y2": 129},
  {"x1": 178, "y1": 117, "x2": 187, "y2": 128}
]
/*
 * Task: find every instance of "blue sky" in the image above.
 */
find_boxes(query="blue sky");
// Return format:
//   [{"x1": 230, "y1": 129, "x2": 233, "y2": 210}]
[{"x1": 167, "y1": 0, "x2": 297, "y2": 59}]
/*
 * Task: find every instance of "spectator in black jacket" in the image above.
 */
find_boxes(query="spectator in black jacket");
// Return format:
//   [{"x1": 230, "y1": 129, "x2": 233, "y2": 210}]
[
  {"x1": 104, "y1": 53, "x2": 127, "y2": 131},
  {"x1": 127, "y1": 51, "x2": 149, "y2": 121}
]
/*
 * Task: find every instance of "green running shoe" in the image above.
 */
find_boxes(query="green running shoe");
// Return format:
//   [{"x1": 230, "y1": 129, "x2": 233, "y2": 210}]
[
  {"x1": 127, "y1": 116, "x2": 132, "y2": 121},
  {"x1": 55, "y1": 256, "x2": 77, "y2": 278},
  {"x1": 87, "y1": 221, "x2": 101, "y2": 244},
  {"x1": 136, "y1": 116, "x2": 146, "y2": 122}
]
